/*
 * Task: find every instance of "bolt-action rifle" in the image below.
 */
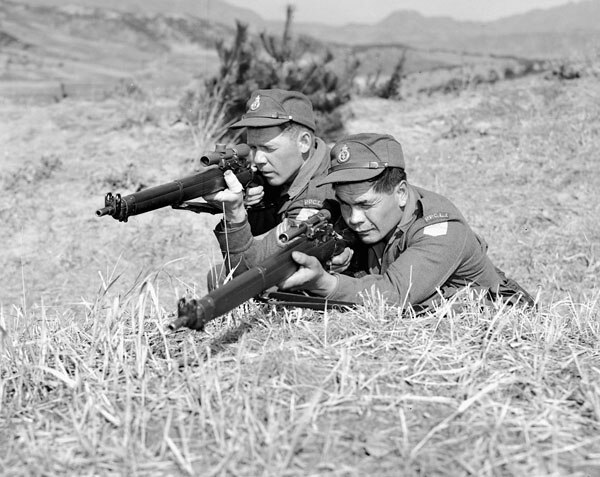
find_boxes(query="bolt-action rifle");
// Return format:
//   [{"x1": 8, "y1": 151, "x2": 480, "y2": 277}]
[
  {"x1": 95, "y1": 143, "x2": 254, "y2": 222},
  {"x1": 169, "y1": 210, "x2": 354, "y2": 331}
]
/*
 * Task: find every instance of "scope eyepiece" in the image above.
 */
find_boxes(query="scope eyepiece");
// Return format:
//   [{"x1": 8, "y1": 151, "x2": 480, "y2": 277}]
[{"x1": 200, "y1": 143, "x2": 251, "y2": 166}]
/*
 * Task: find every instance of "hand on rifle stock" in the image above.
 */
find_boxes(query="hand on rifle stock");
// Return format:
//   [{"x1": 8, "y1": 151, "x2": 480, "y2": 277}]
[
  {"x1": 327, "y1": 247, "x2": 354, "y2": 273},
  {"x1": 243, "y1": 184, "x2": 265, "y2": 207},
  {"x1": 279, "y1": 250, "x2": 341, "y2": 296}
]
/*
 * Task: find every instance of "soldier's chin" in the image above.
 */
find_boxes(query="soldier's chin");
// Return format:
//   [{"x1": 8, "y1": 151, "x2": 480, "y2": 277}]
[
  {"x1": 265, "y1": 175, "x2": 284, "y2": 186},
  {"x1": 357, "y1": 231, "x2": 379, "y2": 244}
]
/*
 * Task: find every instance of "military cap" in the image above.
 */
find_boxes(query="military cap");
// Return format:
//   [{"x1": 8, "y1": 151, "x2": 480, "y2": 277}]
[
  {"x1": 317, "y1": 133, "x2": 405, "y2": 186},
  {"x1": 230, "y1": 89, "x2": 316, "y2": 131}
]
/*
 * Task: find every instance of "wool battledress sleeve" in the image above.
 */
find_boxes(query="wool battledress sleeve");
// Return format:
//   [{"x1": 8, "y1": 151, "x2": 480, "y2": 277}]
[
  {"x1": 213, "y1": 217, "x2": 290, "y2": 275},
  {"x1": 327, "y1": 219, "x2": 477, "y2": 307}
]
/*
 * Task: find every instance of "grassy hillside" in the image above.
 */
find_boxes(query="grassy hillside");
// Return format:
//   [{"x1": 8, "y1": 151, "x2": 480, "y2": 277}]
[
  {"x1": 0, "y1": 1, "x2": 227, "y2": 97},
  {"x1": 1, "y1": 61, "x2": 599, "y2": 475},
  {"x1": 15, "y1": 0, "x2": 264, "y2": 25},
  {"x1": 3, "y1": 0, "x2": 594, "y2": 102}
]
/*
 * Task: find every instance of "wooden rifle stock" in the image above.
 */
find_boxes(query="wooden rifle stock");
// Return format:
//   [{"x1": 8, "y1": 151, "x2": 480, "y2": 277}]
[{"x1": 169, "y1": 211, "x2": 348, "y2": 331}]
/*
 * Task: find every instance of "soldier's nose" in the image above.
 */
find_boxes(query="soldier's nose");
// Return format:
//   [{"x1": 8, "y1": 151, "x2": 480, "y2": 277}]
[{"x1": 348, "y1": 209, "x2": 363, "y2": 226}]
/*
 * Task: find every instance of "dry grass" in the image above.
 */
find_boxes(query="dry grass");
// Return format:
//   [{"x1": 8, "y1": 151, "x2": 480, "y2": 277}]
[
  {"x1": 1, "y1": 66, "x2": 600, "y2": 475},
  {"x1": 2, "y1": 285, "x2": 599, "y2": 476}
]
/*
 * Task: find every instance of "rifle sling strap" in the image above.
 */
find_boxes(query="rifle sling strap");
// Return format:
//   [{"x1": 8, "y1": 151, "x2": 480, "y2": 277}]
[
  {"x1": 258, "y1": 290, "x2": 355, "y2": 311},
  {"x1": 172, "y1": 201, "x2": 222, "y2": 214}
]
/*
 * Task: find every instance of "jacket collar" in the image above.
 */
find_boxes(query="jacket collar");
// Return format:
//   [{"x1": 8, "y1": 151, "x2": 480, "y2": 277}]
[
  {"x1": 286, "y1": 137, "x2": 328, "y2": 199},
  {"x1": 390, "y1": 183, "x2": 419, "y2": 240}
]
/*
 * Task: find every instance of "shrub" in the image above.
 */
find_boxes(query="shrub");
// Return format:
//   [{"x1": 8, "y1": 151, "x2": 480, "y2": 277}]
[
  {"x1": 551, "y1": 62, "x2": 581, "y2": 80},
  {"x1": 363, "y1": 50, "x2": 407, "y2": 100},
  {"x1": 181, "y1": 6, "x2": 359, "y2": 146}
]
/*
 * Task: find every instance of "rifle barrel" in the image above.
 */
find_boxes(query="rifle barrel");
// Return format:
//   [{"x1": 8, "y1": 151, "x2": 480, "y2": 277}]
[
  {"x1": 170, "y1": 230, "x2": 341, "y2": 331},
  {"x1": 96, "y1": 166, "x2": 253, "y2": 221}
]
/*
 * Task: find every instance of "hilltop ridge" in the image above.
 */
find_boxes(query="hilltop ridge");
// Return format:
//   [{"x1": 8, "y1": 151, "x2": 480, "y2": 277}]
[
  {"x1": 291, "y1": 0, "x2": 600, "y2": 55},
  {"x1": 1, "y1": 0, "x2": 597, "y2": 99}
]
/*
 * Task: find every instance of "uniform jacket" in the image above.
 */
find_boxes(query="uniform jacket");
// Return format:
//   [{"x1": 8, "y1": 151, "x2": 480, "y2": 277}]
[
  {"x1": 214, "y1": 137, "x2": 335, "y2": 274},
  {"x1": 328, "y1": 185, "x2": 530, "y2": 308}
]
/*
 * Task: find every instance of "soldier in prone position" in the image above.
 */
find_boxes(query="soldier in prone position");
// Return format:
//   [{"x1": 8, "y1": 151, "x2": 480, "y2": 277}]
[{"x1": 276, "y1": 133, "x2": 535, "y2": 311}]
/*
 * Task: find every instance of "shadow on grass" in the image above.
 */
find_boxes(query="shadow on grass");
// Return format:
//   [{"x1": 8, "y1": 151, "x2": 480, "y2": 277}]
[{"x1": 169, "y1": 313, "x2": 261, "y2": 368}]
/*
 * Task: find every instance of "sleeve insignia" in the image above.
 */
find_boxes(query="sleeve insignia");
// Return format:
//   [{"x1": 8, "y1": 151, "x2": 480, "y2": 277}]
[
  {"x1": 423, "y1": 221, "x2": 448, "y2": 237},
  {"x1": 294, "y1": 207, "x2": 320, "y2": 222}
]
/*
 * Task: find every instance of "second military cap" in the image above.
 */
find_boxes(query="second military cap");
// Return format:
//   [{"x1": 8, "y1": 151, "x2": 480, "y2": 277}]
[
  {"x1": 230, "y1": 89, "x2": 316, "y2": 131},
  {"x1": 317, "y1": 133, "x2": 405, "y2": 186}
]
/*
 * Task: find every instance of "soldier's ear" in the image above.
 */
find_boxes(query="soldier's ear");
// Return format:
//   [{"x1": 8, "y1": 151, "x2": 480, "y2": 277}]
[
  {"x1": 297, "y1": 131, "x2": 312, "y2": 154},
  {"x1": 395, "y1": 180, "x2": 408, "y2": 208}
]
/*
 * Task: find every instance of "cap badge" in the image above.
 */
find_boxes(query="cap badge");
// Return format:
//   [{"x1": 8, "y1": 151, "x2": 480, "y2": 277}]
[
  {"x1": 249, "y1": 95, "x2": 261, "y2": 111},
  {"x1": 338, "y1": 144, "x2": 350, "y2": 163}
]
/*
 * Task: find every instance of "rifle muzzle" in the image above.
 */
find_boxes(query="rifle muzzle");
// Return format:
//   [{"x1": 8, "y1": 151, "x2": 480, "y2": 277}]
[
  {"x1": 95, "y1": 206, "x2": 114, "y2": 217},
  {"x1": 168, "y1": 297, "x2": 214, "y2": 331}
]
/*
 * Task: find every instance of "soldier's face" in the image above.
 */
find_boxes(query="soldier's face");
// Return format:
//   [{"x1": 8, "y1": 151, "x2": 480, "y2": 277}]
[
  {"x1": 246, "y1": 126, "x2": 306, "y2": 186},
  {"x1": 336, "y1": 181, "x2": 407, "y2": 244}
]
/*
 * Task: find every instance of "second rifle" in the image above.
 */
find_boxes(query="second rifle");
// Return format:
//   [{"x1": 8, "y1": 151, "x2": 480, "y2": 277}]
[{"x1": 95, "y1": 143, "x2": 254, "y2": 222}]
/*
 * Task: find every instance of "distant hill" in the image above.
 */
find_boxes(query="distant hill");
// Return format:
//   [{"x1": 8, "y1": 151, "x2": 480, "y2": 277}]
[
  {"x1": 1, "y1": 0, "x2": 597, "y2": 100},
  {"x1": 491, "y1": 0, "x2": 600, "y2": 34},
  {"x1": 0, "y1": 0, "x2": 234, "y2": 92},
  {"x1": 289, "y1": 0, "x2": 600, "y2": 57},
  {"x1": 8, "y1": 0, "x2": 264, "y2": 26},
  {"x1": 10, "y1": 0, "x2": 600, "y2": 57}
]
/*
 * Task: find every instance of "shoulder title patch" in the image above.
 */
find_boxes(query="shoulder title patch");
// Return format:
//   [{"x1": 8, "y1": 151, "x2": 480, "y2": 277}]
[
  {"x1": 303, "y1": 198, "x2": 324, "y2": 208},
  {"x1": 423, "y1": 212, "x2": 449, "y2": 223}
]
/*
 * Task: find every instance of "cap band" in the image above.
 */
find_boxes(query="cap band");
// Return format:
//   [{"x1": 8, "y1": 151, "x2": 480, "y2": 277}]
[
  {"x1": 328, "y1": 161, "x2": 389, "y2": 173},
  {"x1": 241, "y1": 112, "x2": 294, "y2": 121}
]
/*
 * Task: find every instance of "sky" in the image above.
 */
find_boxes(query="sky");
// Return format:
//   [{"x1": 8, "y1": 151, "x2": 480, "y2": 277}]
[{"x1": 225, "y1": 0, "x2": 584, "y2": 24}]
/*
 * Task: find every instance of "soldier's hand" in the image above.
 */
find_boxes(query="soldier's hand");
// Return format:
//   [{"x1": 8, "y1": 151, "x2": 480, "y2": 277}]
[
  {"x1": 326, "y1": 247, "x2": 354, "y2": 273},
  {"x1": 204, "y1": 170, "x2": 246, "y2": 222},
  {"x1": 279, "y1": 252, "x2": 338, "y2": 296},
  {"x1": 244, "y1": 185, "x2": 264, "y2": 207}
]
